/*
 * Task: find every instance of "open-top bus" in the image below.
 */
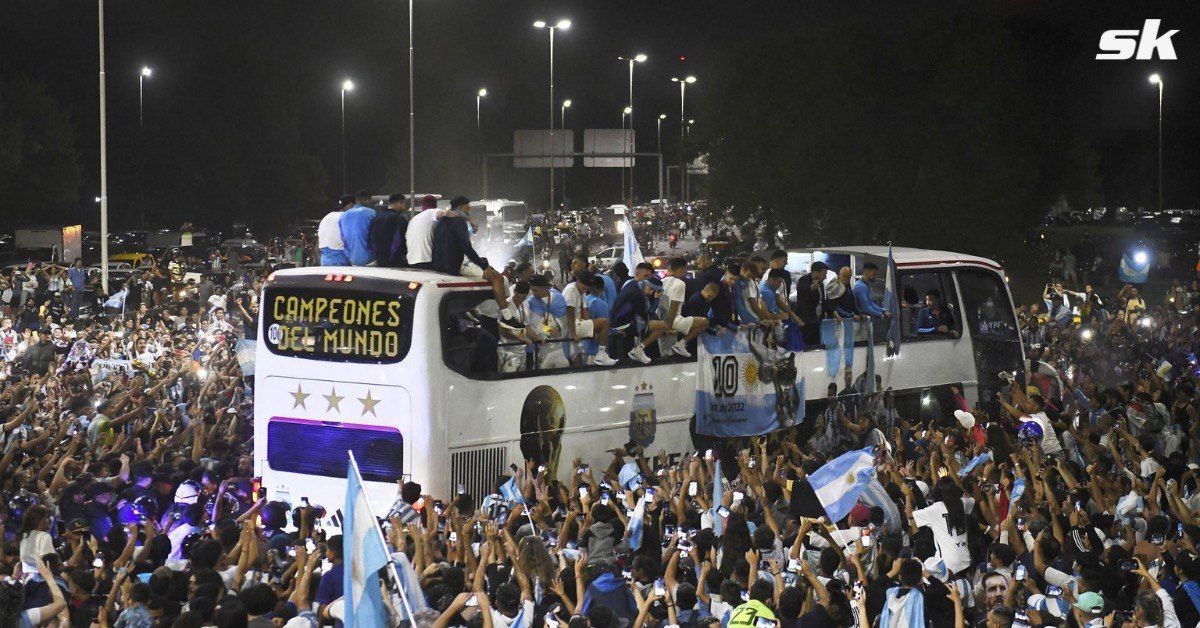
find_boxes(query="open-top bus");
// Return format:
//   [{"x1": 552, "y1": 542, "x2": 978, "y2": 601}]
[{"x1": 253, "y1": 246, "x2": 1023, "y2": 514}]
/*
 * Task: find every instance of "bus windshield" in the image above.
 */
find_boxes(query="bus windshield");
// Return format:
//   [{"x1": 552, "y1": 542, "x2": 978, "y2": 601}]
[{"x1": 261, "y1": 275, "x2": 416, "y2": 363}]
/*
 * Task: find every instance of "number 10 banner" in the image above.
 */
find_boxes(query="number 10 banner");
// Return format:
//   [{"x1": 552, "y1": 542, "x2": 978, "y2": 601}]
[{"x1": 695, "y1": 328, "x2": 805, "y2": 437}]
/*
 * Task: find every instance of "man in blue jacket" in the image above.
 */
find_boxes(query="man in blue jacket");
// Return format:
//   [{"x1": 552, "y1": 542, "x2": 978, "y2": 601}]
[
  {"x1": 580, "y1": 564, "x2": 639, "y2": 627},
  {"x1": 337, "y1": 190, "x2": 377, "y2": 265}
]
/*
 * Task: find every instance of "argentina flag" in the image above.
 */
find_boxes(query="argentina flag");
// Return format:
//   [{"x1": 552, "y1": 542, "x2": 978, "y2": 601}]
[
  {"x1": 807, "y1": 447, "x2": 876, "y2": 523},
  {"x1": 343, "y1": 452, "x2": 391, "y2": 628},
  {"x1": 883, "y1": 245, "x2": 901, "y2": 357}
]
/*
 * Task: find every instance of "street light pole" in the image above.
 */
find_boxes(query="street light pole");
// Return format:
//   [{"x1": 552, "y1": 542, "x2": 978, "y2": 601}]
[
  {"x1": 671, "y1": 75, "x2": 696, "y2": 202},
  {"x1": 535, "y1": 19, "x2": 570, "y2": 213},
  {"x1": 657, "y1": 113, "x2": 666, "y2": 201},
  {"x1": 340, "y1": 79, "x2": 354, "y2": 193},
  {"x1": 1149, "y1": 73, "x2": 1164, "y2": 213},
  {"x1": 477, "y1": 88, "x2": 488, "y2": 197},
  {"x1": 618, "y1": 54, "x2": 646, "y2": 205},
  {"x1": 138, "y1": 66, "x2": 152, "y2": 128},
  {"x1": 98, "y1": 0, "x2": 109, "y2": 293},
  {"x1": 561, "y1": 99, "x2": 571, "y2": 207},
  {"x1": 621, "y1": 107, "x2": 631, "y2": 204}
]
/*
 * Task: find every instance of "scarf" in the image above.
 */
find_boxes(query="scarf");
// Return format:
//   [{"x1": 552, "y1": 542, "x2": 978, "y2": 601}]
[{"x1": 879, "y1": 586, "x2": 925, "y2": 628}]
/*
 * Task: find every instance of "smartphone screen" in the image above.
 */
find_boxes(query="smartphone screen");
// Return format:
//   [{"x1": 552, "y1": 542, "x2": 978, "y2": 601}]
[{"x1": 688, "y1": 482, "x2": 698, "y2": 497}]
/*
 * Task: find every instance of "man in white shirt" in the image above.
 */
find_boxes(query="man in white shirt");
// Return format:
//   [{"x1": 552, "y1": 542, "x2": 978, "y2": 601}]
[
  {"x1": 561, "y1": 272, "x2": 617, "y2": 366},
  {"x1": 659, "y1": 258, "x2": 709, "y2": 357},
  {"x1": 405, "y1": 195, "x2": 443, "y2": 269},
  {"x1": 318, "y1": 195, "x2": 353, "y2": 266}
]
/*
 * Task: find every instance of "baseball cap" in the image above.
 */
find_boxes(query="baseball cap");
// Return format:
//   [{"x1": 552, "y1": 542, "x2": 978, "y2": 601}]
[
  {"x1": 529, "y1": 275, "x2": 550, "y2": 288},
  {"x1": 1074, "y1": 591, "x2": 1104, "y2": 614}
]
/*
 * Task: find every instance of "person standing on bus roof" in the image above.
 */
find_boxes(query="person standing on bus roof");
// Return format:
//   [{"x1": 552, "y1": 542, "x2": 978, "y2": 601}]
[
  {"x1": 338, "y1": 189, "x2": 376, "y2": 266},
  {"x1": 432, "y1": 196, "x2": 525, "y2": 330},
  {"x1": 317, "y1": 195, "x2": 353, "y2": 266},
  {"x1": 560, "y1": 271, "x2": 618, "y2": 365}
]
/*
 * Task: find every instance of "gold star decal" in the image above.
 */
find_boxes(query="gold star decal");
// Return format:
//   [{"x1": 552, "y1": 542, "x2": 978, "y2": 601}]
[
  {"x1": 290, "y1": 383, "x2": 310, "y2": 409},
  {"x1": 358, "y1": 390, "x2": 381, "y2": 416},
  {"x1": 324, "y1": 387, "x2": 344, "y2": 412}
]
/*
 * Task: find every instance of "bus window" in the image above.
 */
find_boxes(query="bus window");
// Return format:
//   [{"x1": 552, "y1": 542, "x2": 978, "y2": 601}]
[
  {"x1": 261, "y1": 279, "x2": 415, "y2": 364},
  {"x1": 267, "y1": 418, "x2": 403, "y2": 483},
  {"x1": 441, "y1": 291, "x2": 502, "y2": 377},
  {"x1": 957, "y1": 269, "x2": 1018, "y2": 341},
  {"x1": 899, "y1": 270, "x2": 959, "y2": 340}
]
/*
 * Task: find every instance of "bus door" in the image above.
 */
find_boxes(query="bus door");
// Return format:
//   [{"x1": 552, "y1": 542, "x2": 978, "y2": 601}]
[{"x1": 954, "y1": 268, "x2": 1023, "y2": 400}]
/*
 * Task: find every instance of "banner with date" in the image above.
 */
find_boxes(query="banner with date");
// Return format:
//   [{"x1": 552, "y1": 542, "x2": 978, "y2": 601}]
[{"x1": 694, "y1": 329, "x2": 804, "y2": 437}]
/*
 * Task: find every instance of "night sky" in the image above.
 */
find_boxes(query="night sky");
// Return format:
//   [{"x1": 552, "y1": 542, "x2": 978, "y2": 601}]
[{"x1": 2, "y1": 1, "x2": 1198, "y2": 225}]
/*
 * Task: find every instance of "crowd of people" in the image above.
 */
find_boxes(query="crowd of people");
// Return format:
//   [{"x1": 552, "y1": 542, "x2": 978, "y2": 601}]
[{"x1": 4, "y1": 194, "x2": 1200, "y2": 628}]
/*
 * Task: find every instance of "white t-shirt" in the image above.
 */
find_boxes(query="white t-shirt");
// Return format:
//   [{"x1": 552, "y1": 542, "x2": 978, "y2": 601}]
[
  {"x1": 19, "y1": 530, "x2": 54, "y2": 569},
  {"x1": 912, "y1": 501, "x2": 972, "y2": 575},
  {"x1": 1022, "y1": 412, "x2": 1063, "y2": 455},
  {"x1": 561, "y1": 282, "x2": 586, "y2": 313},
  {"x1": 405, "y1": 209, "x2": 438, "y2": 264},
  {"x1": 317, "y1": 211, "x2": 344, "y2": 250},
  {"x1": 660, "y1": 276, "x2": 687, "y2": 320}
]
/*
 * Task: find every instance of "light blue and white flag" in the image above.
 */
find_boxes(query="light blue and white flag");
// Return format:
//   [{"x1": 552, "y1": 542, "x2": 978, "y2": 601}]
[
  {"x1": 883, "y1": 245, "x2": 901, "y2": 357},
  {"x1": 1118, "y1": 252, "x2": 1149, "y2": 284},
  {"x1": 515, "y1": 226, "x2": 534, "y2": 249},
  {"x1": 695, "y1": 330, "x2": 801, "y2": 437},
  {"x1": 628, "y1": 499, "x2": 647, "y2": 550},
  {"x1": 1009, "y1": 478, "x2": 1027, "y2": 504},
  {"x1": 859, "y1": 475, "x2": 901, "y2": 533},
  {"x1": 622, "y1": 216, "x2": 645, "y2": 271},
  {"x1": 959, "y1": 452, "x2": 992, "y2": 478},
  {"x1": 499, "y1": 476, "x2": 525, "y2": 504},
  {"x1": 344, "y1": 452, "x2": 391, "y2": 628},
  {"x1": 104, "y1": 288, "x2": 127, "y2": 310},
  {"x1": 807, "y1": 447, "x2": 876, "y2": 523}
]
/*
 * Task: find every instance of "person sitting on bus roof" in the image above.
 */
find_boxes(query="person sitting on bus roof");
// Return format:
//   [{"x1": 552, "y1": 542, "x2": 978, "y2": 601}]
[
  {"x1": 581, "y1": 276, "x2": 613, "y2": 360},
  {"x1": 317, "y1": 195, "x2": 353, "y2": 266},
  {"x1": 405, "y1": 194, "x2": 461, "y2": 270},
  {"x1": 561, "y1": 271, "x2": 617, "y2": 366},
  {"x1": 915, "y1": 289, "x2": 960, "y2": 338},
  {"x1": 337, "y1": 189, "x2": 377, "y2": 266},
  {"x1": 432, "y1": 196, "x2": 525, "y2": 330},
  {"x1": 369, "y1": 193, "x2": 408, "y2": 267},
  {"x1": 660, "y1": 258, "x2": 709, "y2": 358},
  {"x1": 611, "y1": 276, "x2": 668, "y2": 364}
]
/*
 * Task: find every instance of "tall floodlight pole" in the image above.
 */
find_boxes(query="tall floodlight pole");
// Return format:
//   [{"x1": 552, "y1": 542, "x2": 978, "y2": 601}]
[
  {"x1": 618, "y1": 54, "x2": 646, "y2": 204},
  {"x1": 99, "y1": 0, "x2": 110, "y2": 293},
  {"x1": 657, "y1": 114, "x2": 667, "y2": 201},
  {"x1": 476, "y1": 88, "x2": 488, "y2": 134},
  {"x1": 670, "y1": 75, "x2": 696, "y2": 202},
  {"x1": 534, "y1": 19, "x2": 570, "y2": 212},
  {"x1": 1149, "y1": 73, "x2": 1164, "y2": 213},
  {"x1": 138, "y1": 66, "x2": 152, "y2": 127},
  {"x1": 621, "y1": 107, "x2": 631, "y2": 204},
  {"x1": 408, "y1": 0, "x2": 415, "y2": 206},
  {"x1": 561, "y1": 99, "x2": 572, "y2": 206},
  {"x1": 340, "y1": 79, "x2": 354, "y2": 193}
]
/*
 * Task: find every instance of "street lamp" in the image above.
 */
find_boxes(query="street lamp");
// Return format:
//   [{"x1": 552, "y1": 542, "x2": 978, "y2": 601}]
[
  {"x1": 340, "y1": 79, "x2": 354, "y2": 193},
  {"x1": 687, "y1": 118, "x2": 695, "y2": 136},
  {"x1": 618, "y1": 54, "x2": 647, "y2": 203},
  {"x1": 621, "y1": 107, "x2": 632, "y2": 203},
  {"x1": 657, "y1": 114, "x2": 667, "y2": 200},
  {"x1": 534, "y1": 18, "x2": 571, "y2": 212},
  {"x1": 671, "y1": 75, "x2": 696, "y2": 201},
  {"x1": 476, "y1": 88, "x2": 488, "y2": 133},
  {"x1": 98, "y1": 0, "x2": 110, "y2": 292},
  {"x1": 1149, "y1": 73, "x2": 1163, "y2": 213},
  {"x1": 138, "y1": 66, "x2": 152, "y2": 127}
]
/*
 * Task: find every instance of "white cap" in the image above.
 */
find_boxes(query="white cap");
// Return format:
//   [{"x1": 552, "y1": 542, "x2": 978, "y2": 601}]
[{"x1": 954, "y1": 410, "x2": 976, "y2": 429}]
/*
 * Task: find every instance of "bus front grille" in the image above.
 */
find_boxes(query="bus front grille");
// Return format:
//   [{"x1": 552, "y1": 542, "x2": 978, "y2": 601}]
[{"x1": 450, "y1": 446, "x2": 508, "y2": 505}]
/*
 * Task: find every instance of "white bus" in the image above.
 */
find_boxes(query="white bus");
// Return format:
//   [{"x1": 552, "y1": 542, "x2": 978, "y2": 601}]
[{"x1": 253, "y1": 246, "x2": 1023, "y2": 514}]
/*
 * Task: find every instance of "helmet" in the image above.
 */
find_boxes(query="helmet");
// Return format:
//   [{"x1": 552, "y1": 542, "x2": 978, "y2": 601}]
[
  {"x1": 174, "y1": 480, "x2": 201, "y2": 505},
  {"x1": 1018, "y1": 420, "x2": 1044, "y2": 445}
]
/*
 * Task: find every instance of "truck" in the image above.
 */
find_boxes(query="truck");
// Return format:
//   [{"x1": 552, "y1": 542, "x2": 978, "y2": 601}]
[{"x1": 12, "y1": 226, "x2": 81, "y2": 264}]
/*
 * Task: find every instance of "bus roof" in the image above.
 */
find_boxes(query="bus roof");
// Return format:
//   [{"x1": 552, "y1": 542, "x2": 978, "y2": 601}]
[
  {"x1": 269, "y1": 265, "x2": 491, "y2": 288},
  {"x1": 787, "y1": 246, "x2": 1002, "y2": 271}
]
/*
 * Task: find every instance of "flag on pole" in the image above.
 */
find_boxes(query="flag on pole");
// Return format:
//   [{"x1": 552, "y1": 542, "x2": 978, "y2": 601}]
[
  {"x1": 622, "y1": 216, "x2": 645, "y2": 271},
  {"x1": 958, "y1": 452, "x2": 992, "y2": 478},
  {"x1": 859, "y1": 476, "x2": 901, "y2": 532},
  {"x1": 628, "y1": 499, "x2": 647, "y2": 550},
  {"x1": 344, "y1": 451, "x2": 392, "y2": 628},
  {"x1": 499, "y1": 476, "x2": 526, "y2": 504},
  {"x1": 515, "y1": 226, "x2": 534, "y2": 250},
  {"x1": 104, "y1": 288, "x2": 128, "y2": 310},
  {"x1": 793, "y1": 447, "x2": 876, "y2": 523},
  {"x1": 883, "y1": 245, "x2": 901, "y2": 357}
]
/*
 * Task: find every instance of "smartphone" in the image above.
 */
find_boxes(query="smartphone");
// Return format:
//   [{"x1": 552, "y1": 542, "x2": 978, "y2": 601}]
[
  {"x1": 1151, "y1": 533, "x2": 1165, "y2": 545},
  {"x1": 644, "y1": 488, "x2": 655, "y2": 502},
  {"x1": 664, "y1": 525, "x2": 677, "y2": 539},
  {"x1": 787, "y1": 558, "x2": 801, "y2": 573},
  {"x1": 688, "y1": 481, "x2": 698, "y2": 497},
  {"x1": 448, "y1": 532, "x2": 458, "y2": 543},
  {"x1": 860, "y1": 528, "x2": 872, "y2": 547},
  {"x1": 577, "y1": 465, "x2": 589, "y2": 475},
  {"x1": 544, "y1": 613, "x2": 559, "y2": 628},
  {"x1": 1016, "y1": 517, "x2": 1027, "y2": 531},
  {"x1": 456, "y1": 484, "x2": 465, "y2": 495},
  {"x1": 1015, "y1": 564, "x2": 1027, "y2": 581},
  {"x1": 510, "y1": 463, "x2": 520, "y2": 473},
  {"x1": 705, "y1": 449, "x2": 714, "y2": 461},
  {"x1": 1074, "y1": 500, "x2": 1083, "y2": 512},
  {"x1": 465, "y1": 595, "x2": 478, "y2": 607},
  {"x1": 654, "y1": 578, "x2": 666, "y2": 597},
  {"x1": 601, "y1": 492, "x2": 611, "y2": 506},
  {"x1": 1179, "y1": 522, "x2": 1186, "y2": 539},
  {"x1": 1046, "y1": 585, "x2": 1062, "y2": 598},
  {"x1": 852, "y1": 580, "x2": 864, "y2": 599},
  {"x1": 622, "y1": 569, "x2": 633, "y2": 580},
  {"x1": 578, "y1": 486, "x2": 588, "y2": 500},
  {"x1": 717, "y1": 505, "x2": 730, "y2": 517},
  {"x1": 732, "y1": 491, "x2": 744, "y2": 502},
  {"x1": 93, "y1": 557, "x2": 104, "y2": 568},
  {"x1": 305, "y1": 538, "x2": 317, "y2": 553}
]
